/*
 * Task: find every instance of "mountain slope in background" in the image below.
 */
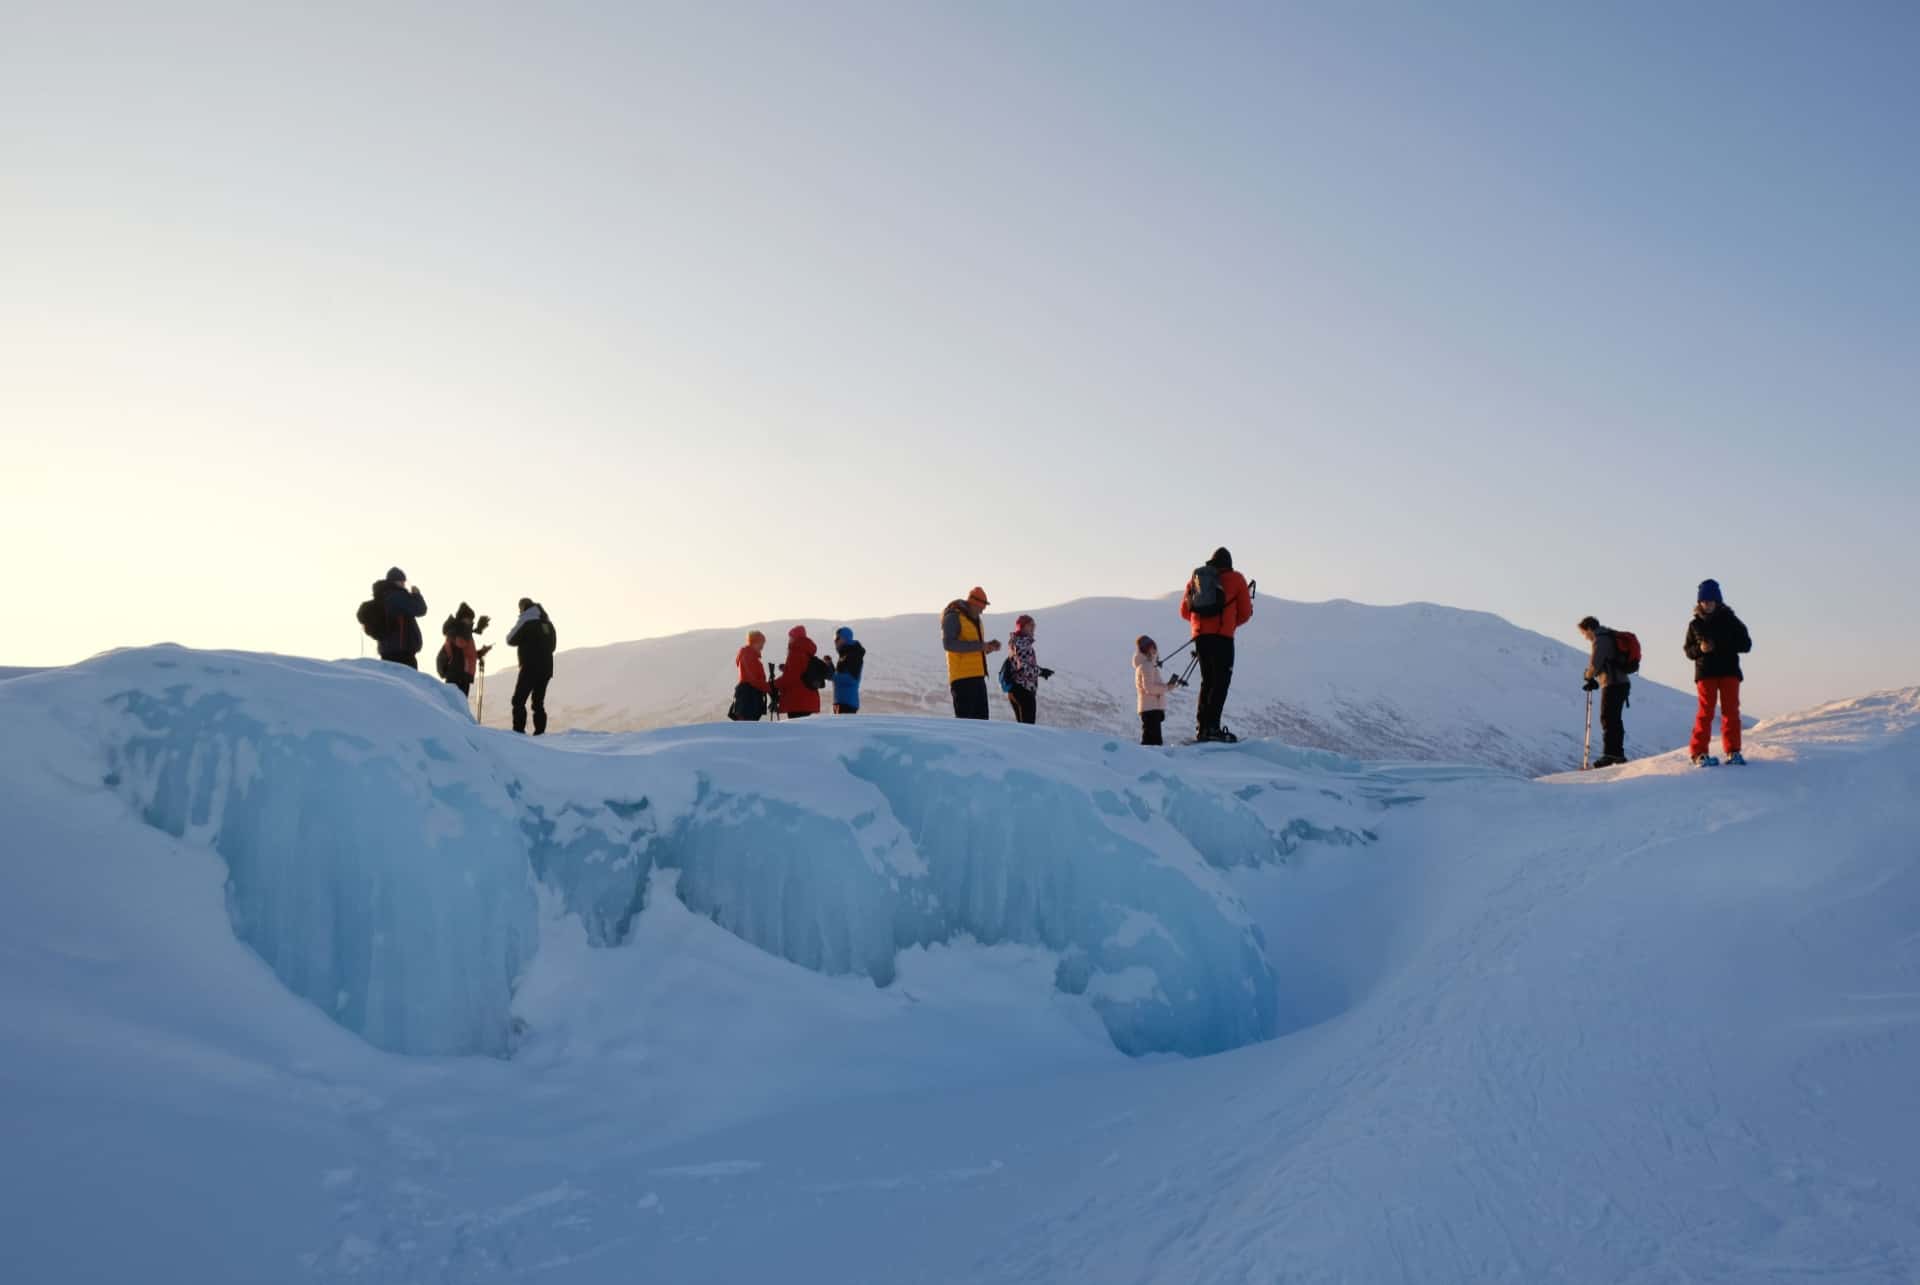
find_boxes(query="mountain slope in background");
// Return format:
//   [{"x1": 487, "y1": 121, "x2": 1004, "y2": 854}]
[{"x1": 485, "y1": 595, "x2": 1699, "y2": 775}]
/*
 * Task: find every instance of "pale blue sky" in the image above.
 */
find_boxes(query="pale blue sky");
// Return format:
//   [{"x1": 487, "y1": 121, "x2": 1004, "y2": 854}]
[{"x1": 4, "y1": 2, "x2": 1915, "y2": 712}]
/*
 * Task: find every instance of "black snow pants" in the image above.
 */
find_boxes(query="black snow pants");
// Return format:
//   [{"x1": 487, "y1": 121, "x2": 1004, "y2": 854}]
[
  {"x1": 1601, "y1": 681, "x2": 1629, "y2": 761},
  {"x1": 1007, "y1": 684, "x2": 1037, "y2": 725},
  {"x1": 513, "y1": 662, "x2": 553, "y2": 735},
  {"x1": 1195, "y1": 634, "x2": 1235, "y2": 737},
  {"x1": 950, "y1": 676, "x2": 990, "y2": 720}
]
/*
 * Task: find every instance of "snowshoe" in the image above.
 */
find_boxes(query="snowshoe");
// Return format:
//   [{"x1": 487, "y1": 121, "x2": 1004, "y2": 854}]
[
  {"x1": 1691, "y1": 754, "x2": 1720, "y2": 768},
  {"x1": 1726, "y1": 751, "x2": 1746, "y2": 766}
]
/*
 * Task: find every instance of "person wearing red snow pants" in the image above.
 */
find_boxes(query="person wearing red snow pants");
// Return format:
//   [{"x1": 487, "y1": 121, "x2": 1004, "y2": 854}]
[{"x1": 1682, "y1": 579, "x2": 1753, "y2": 762}]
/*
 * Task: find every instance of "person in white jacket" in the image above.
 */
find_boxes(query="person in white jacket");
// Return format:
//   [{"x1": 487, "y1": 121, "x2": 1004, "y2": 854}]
[{"x1": 1133, "y1": 635, "x2": 1184, "y2": 745}]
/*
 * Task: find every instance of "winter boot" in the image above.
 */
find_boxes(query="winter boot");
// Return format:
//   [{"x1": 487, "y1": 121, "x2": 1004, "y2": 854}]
[
  {"x1": 1726, "y1": 751, "x2": 1746, "y2": 765},
  {"x1": 1691, "y1": 754, "x2": 1719, "y2": 767},
  {"x1": 1213, "y1": 725, "x2": 1239, "y2": 744}
]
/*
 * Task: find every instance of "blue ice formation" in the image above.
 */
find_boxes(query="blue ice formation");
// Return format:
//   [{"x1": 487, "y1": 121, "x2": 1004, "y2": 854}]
[{"x1": 52, "y1": 648, "x2": 1401, "y2": 1060}]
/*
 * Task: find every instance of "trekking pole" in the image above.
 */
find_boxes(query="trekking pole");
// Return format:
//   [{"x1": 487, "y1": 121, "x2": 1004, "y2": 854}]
[
  {"x1": 1161, "y1": 637, "x2": 1195, "y2": 666},
  {"x1": 476, "y1": 661, "x2": 486, "y2": 724},
  {"x1": 1581, "y1": 688, "x2": 1593, "y2": 770}
]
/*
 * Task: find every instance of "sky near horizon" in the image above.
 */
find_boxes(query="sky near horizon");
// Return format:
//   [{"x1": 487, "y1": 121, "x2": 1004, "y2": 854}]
[{"x1": 4, "y1": 1, "x2": 1916, "y2": 714}]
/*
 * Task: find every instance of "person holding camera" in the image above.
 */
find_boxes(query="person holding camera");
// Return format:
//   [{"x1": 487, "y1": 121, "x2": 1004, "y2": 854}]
[
  {"x1": 436, "y1": 602, "x2": 492, "y2": 697},
  {"x1": 506, "y1": 597, "x2": 557, "y2": 735},
  {"x1": 1132, "y1": 635, "x2": 1187, "y2": 746},
  {"x1": 359, "y1": 567, "x2": 429, "y2": 669},
  {"x1": 1178, "y1": 547, "x2": 1254, "y2": 743},
  {"x1": 942, "y1": 586, "x2": 1001, "y2": 720}
]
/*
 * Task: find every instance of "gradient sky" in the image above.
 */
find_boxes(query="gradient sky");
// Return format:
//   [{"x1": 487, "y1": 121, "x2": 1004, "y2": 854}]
[{"x1": 5, "y1": 2, "x2": 1916, "y2": 714}]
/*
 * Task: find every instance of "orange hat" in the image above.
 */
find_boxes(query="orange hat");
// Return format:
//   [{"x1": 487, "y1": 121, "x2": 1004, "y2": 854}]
[{"x1": 968, "y1": 586, "x2": 990, "y2": 605}]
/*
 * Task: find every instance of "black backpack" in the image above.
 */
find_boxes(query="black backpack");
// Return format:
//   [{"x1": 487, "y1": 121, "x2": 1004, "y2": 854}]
[
  {"x1": 1186, "y1": 565, "x2": 1226, "y2": 618},
  {"x1": 803, "y1": 654, "x2": 832, "y2": 690},
  {"x1": 435, "y1": 639, "x2": 458, "y2": 680},
  {"x1": 357, "y1": 595, "x2": 388, "y2": 640}
]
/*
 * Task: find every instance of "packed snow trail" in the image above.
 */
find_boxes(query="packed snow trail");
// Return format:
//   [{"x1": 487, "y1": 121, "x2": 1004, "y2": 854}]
[{"x1": 1, "y1": 654, "x2": 1915, "y2": 1283}]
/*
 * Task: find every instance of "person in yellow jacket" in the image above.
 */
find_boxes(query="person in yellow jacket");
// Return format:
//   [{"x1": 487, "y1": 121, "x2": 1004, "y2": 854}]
[{"x1": 941, "y1": 586, "x2": 1002, "y2": 719}]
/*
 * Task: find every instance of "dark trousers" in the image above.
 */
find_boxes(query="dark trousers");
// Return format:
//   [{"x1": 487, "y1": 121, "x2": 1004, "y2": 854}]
[
  {"x1": 1195, "y1": 634, "x2": 1235, "y2": 735},
  {"x1": 1601, "y1": 681, "x2": 1629, "y2": 760},
  {"x1": 1141, "y1": 710, "x2": 1165, "y2": 746},
  {"x1": 950, "y1": 675, "x2": 990, "y2": 720},
  {"x1": 1007, "y1": 684, "x2": 1037, "y2": 725},
  {"x1": 513, "y1": 663, "x2": 553, "y2": 735},
  {"x1": 447, "y1": 673, "x2": 472, "y2": 696},
  {"x1": 729, "y1": 683, "x2": 766, "y2": 722},
  {"x1": 383, "y1": 654, "x2": 419, "y2": 670}
]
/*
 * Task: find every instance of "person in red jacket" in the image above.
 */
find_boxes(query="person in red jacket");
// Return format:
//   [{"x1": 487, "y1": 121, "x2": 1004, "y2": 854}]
[
  {"x1": 1177, "y1": 547, "x2": 1254, "y2": 742},
  {"x1": 775, "y1": 625, "x2": 823, "y2": 719},
  {"x1": 730, "y1": 630, "x2": 772, "y2": 721}
]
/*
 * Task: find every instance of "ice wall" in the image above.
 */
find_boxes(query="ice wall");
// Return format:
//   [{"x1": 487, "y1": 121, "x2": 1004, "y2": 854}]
[{"x1": 19, "y1": 648, "x2": 1405, "y2": 1060}]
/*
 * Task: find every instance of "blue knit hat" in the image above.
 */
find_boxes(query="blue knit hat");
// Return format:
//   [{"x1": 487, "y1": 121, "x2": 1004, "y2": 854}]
[
  {"x1": 835, "y1": 626, "x2": 853, "y2": 644},
  {"x1": 1696, "y1": 579, "x2": 1722, "y2": 603}
]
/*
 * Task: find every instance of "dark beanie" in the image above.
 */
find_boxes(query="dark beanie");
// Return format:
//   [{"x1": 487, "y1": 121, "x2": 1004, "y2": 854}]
[
  {"x1": 386, "y1": 566, "x2": 407, "y2": 584},
  {"x1": 1696, "y1": 579, "x2": 1722, "y2": 603},
  {"x1": 1577, "y1": 615, "x2": 1599, "y2": 633},
  {"x1": 457, "y1": 601, "x2": 474, "y2": 619},
  {"x1": 1209, "y1": 547, "x2": 1233, "y2": 570}
]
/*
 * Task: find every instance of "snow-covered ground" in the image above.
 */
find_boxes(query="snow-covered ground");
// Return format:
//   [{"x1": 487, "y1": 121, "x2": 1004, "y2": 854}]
[
  {"x1": 2, "y1": 650, "x2": 1915, "y2": 1283},
  {"x1": 480, "y1": 595, "x2": 1705, "y2": 776}
]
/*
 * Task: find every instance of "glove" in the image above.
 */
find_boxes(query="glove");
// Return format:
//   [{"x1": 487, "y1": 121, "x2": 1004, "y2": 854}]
[
  {"x1": 1582, "y1": 678, "x2": 1599, "y2": 692},
  {"x1": 477, "y1": 644, "x2": 492, "y2": 659},
  {"x1": 1038, "y1": 668, "x2": 1054, "y2": 680}
]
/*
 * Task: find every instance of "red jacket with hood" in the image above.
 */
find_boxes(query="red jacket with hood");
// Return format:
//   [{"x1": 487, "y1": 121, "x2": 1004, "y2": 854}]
[{"x1": 775, "y1": 627, "x2": 822, "y2": 715}]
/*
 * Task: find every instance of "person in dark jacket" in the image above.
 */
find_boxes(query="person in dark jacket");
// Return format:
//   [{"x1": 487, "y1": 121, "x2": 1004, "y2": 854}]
[
  {"x1": 1683, "y1": 579, "x2": 1752, "y2": 766},
  {"x1": 371, "y1": 568, "x2": 428, "y2": 668},
  {"x1": 774, "y1": 626, "x2": 823, "y2": 719},
  {"x1": 1577, "y1": 615, "x2": 1631, "y2": 767},
  {"x1": 506, "y1": 597, "x2": 557, "y2": 735},
  {"x1": 437, "y1": 603, "x2": 491, "y2": 697},
  {"x1": 1178, "y1": 548, "x2": 1254, "y2": 742},
  {"x1": 832, "y1": 627, "x2": 865, "y2": 714}
]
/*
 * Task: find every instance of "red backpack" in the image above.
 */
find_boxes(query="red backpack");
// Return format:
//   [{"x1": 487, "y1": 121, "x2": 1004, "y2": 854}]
[{"x1": 1612, "y1": 629, "x2": 1642, "y2": 674}]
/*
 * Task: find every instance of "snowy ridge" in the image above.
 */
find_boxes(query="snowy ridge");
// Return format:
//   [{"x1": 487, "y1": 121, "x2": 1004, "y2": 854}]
[
  {"x1": 484, "y1": 594, "x2": 1702, "y2": 775},
  {"x1": 4, "y1": 649, "x2": 1918, "y2": 1283}
]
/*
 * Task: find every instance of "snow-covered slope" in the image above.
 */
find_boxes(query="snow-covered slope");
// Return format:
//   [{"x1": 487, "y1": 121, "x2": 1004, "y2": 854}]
[
  {"x1": 484, "y1": 595, "x2": 1699, "y2": 775},
  {"x1": 3, "y1": 651, "x2": 1916, "y2": 1284}
]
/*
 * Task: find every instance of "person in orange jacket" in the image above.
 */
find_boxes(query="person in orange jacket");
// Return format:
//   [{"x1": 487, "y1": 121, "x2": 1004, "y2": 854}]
[
  {"x1": 1177, "y1": 547, "x2": 1254, "y2": 742},
  {"x1": 774, "y1": 625, "x2": 824, "y2": 719},
  {"x1": 730, "y1": 630, "x2": 772, "y2": 721}
]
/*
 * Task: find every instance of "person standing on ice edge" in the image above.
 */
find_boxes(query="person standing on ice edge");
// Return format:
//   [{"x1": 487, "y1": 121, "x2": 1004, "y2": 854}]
[
  {"x1": 437, "y1": 602, "x2": 491, "y2": 697},
  {"x1": 506, "y1": 597, "x2": 557, "y2": 735},
  {"x1": 941, "y1": 586, "x2": 1002, "y2": 720},
  {"x1": 364, "y1": 568, "x2": 428, "y2": 668},
  {"x1": 774, "y1": 625, "x2": 823, "y2": 719},
  {"x1": 831, "y1": 627, "x2": 865, "y2": 714},
  {"x1": 729, "y1": 630, "x2": 772, "y2": 721},
  {"x1": 1133, "y1": 635, "x2": 1182, "y2": 746},
  {"x1": 1683, "y1": 579, "x2": 1752, "y2": 766},
  {"x1": 1577, "y1": 615, "x2": 1632, "y2": 767},
  {"x1": 1178, "y1": 548, "x2": 1254, "y2": 742},
  {"x1": 1003, "y1": 614, "x2": 1052, "y2": 725}
]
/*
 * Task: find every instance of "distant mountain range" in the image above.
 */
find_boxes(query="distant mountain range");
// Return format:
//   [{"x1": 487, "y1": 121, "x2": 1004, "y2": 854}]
[{"x1": 483, "y1": 595, "x2": 1701, "y2": 776}]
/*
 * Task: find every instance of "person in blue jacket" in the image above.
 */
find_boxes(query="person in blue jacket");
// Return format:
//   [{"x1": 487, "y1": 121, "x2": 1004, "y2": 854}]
[
  {"x1": 371, "y1": 567, "x2": 428, "y2": 668},
  {"x1": 832, "y1": 627, "x2": 865, "y2": 714}
]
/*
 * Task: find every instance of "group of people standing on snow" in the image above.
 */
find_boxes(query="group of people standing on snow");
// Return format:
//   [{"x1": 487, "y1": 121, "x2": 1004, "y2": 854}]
[
  {"x1": 726, "y1": 548, "x2": 1254, "y2": 745},
  {"x1": 1577, "y1": 578, "x2": 1754, "y2": 769},
  {"x1": 729, "y1": 626, "x2": 867, "y2": 721},
  {"x1": 356, "y1": 568, "x2": 559, "y2": 735}
]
